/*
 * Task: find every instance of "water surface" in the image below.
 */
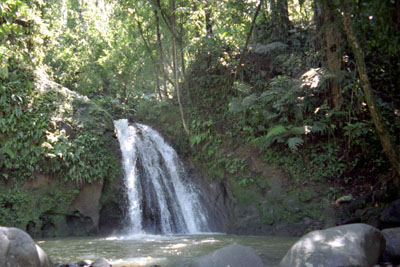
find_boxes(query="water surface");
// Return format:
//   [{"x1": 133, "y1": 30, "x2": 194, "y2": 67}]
[{"x1": 38, "y1": 234, "x2": 296, "y2": 267}]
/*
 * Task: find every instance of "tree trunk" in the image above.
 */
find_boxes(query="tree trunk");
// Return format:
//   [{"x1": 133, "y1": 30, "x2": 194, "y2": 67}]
[
  {"x1": 312, "y1": 0, "x2": 323, "y2": 52},
  {"x1": 171, "y1": 0, "x2": 189, "y2": 135},
  {"x1": 322, "y1": 0, "x2": 342, "y2": 110},
  {"x1": 156, "y1": 0, "x2": 180, "y2": 42},
  {"x1": 277, "y1": 0, "x2": 291, "y2": 31},
  {"x1": 269, "y1": 0, "x2": 291, "y2": 36},
  {"x1": 133, "y1": 13, "x2": 162, "y2": 100},
  {"x1": 340, "y1": 0, "x2": 400, "y2": 181},
  {"x1": 205, "y1": 0, "x2": 213, "y2": 68},
  {"x1": 155, "y1": 8, "x2": 169, "y2": 98},
  {"x1": 269, "y1": 0, "x2": 277, "y2": 19},
  {"x1": 179, "y1": 23, "x2": 186, "y2": 78},
  {"x1": 234, "y1": 0, "x2": 264, "y2": 83},
  {"x1": 205, "y1": 0, "x2": 212, "y2": 36},
  {"x1": 395, "y1": 0, "x2": 400, "y2": 30}
]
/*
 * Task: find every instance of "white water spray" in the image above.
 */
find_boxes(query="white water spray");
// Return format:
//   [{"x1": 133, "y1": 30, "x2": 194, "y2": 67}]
[{"x1": 114, "y1": 119, "x2": 209, "y2": 234}]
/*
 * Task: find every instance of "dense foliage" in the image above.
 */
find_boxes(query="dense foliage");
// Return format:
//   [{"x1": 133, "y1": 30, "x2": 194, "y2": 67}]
[
  {"x1": 1, "y1": 1, "x2": 118, "y2": 184},
  {"x1": 1, "y1": 0, "x2": 399, "y2": 232}
]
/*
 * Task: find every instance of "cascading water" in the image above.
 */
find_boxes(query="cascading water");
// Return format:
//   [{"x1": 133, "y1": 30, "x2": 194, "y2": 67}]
[{"x1": 114, "y1": 119, "x2": 210, "y2": 234}]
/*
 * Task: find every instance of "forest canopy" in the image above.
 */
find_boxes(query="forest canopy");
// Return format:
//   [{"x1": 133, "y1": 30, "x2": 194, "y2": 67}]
[{"x1": 1, "y1": 0, "x2": 400, "y2": 194}]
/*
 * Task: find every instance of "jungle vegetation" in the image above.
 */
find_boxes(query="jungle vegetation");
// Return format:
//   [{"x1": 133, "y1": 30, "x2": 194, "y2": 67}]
[{"x1": 1, "y1": 0, "x2": 400, "y2": 206}]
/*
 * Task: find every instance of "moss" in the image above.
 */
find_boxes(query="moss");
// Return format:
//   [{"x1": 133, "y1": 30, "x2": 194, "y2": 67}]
[
  {"x1": 229, "y1": 179, "x2": 261, "y2": 205},
  {"x1": 258, "y1": 204, "x2": 275, "y2": 225},
  {"x1": 42, "y1": 215, "x2": 70, "y2": 237},
  {"x1": 298, "y1": 188, "x2": 316, "y2": 203},
  {"x1": 0, "y1": 183, "x2": 80, "y2": 237}
]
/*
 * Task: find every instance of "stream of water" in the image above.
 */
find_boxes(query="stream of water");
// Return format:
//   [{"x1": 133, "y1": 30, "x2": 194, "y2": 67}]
[
  {"x1": 113, "y1": 119, "x2": 210, "y2": 234},
  {"x1": 38, "y1": 234, "x2": 297, "y2": 267}
]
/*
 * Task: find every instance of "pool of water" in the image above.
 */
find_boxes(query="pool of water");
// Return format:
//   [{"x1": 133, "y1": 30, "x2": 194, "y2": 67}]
[{"x1": 37, "y1": 234, "x2": 297, "y2": 267}]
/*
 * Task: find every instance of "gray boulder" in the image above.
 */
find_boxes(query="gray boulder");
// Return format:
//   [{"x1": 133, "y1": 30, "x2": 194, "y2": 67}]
[
  {"x1": 90, "y1": 258, "x2": 111, "y2": 267},
  {"x1": 191, "y1": 243, "x2": 264, "y2": 267},
  {"x1": 279, "y1": 223, "x2": 385, "y2": 267},
  {"x1": 382, "y1": 228, "x2": 400, "y2": 263},
  {"x1": 0, "y1": 226, "x2": 52, "y2": 267}
]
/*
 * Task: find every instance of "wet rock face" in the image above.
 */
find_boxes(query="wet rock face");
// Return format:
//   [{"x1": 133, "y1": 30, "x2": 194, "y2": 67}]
[
  {"x1": 182, "y1": 160, "x2": 232, "y2": 233},
  {"x1": 137, "y1": 156, "x2": 163, "y2": 234},
  {"x1": 279, "y1": 223, "x2": 385, "y2": 267},
  {"x1": 70, "y1": 181, "x2": 103, "y2": 231},
  {"x1": 0, "y1": 226, "x2": 52, "y2": 267},
  {"x1": 98, "y1": 201, "x2": 126, "y2": 235}
]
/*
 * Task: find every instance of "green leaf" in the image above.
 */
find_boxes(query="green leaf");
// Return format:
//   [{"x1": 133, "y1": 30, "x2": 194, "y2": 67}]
[
  {"x1": 266, "y1": 125, "x2": 287, "y2": 138},
  {"x1": 310, "y1": 122, "x2": 329, "y2": 134},
  {"x1": 288, "y1": 137, "x2": 304, "y2": 152},
  {"x1": 229, "y1": 98, "x2": 245, "y2": 113},
  {"x1": 0, "y1": 65, "x2": 8, "y2": 79},
  {"x1": 241, "y1": 93, "x2": 258, "y2": 108},
  {"x1": 3, "y1": 147, "x2": 15, "y2": 159},
  {"x1": 233, "y1": 81, "x2": 252, "y2": 94}
]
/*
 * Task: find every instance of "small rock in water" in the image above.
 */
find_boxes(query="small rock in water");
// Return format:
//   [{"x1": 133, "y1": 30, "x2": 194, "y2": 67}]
[
  {"x1": 77, "y1": 260, "x2": 93, "y2": 266},
  {"x1": 55, "y1": 260, "x2": 93, "y2": 267},
  {"x1": 90, "y1": 258, "x2": 111, "y2": 267}
]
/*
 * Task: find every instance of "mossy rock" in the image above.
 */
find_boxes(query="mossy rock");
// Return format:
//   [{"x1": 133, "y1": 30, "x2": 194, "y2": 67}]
[{"x1": 0, "y1": 70, "x2": 123, "y2": 237}]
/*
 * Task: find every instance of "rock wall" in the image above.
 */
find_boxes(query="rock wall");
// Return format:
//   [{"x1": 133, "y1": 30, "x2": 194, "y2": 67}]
[
  {"x1": 182, "y1": 160, "x2": 233, "y2": 233},
  {"x1": 0, "y1": 70, "x2": 125, "y2": 238}
]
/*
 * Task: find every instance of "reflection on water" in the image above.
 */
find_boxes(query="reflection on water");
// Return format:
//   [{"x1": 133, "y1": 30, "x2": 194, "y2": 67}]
[{"x1": 37, "y1": 234, "x2": 297, "y2": 267}]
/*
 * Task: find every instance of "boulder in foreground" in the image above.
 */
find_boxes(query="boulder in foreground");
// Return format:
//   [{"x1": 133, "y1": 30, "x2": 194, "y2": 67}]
[
  {"x1": 382, "y1": 228, "x2": 400, "y2": 263},
  {"x1": 279, "y1": 223, "x2": 385, "y2": 267},
  {"x1": 0, "y1": 226, "x2": 52, "y2": 267}
]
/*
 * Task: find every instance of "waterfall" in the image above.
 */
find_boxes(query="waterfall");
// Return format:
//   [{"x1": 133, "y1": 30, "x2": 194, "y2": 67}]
[{"x1": 113, "y1": 119, "x2": 210, "y2": 234}]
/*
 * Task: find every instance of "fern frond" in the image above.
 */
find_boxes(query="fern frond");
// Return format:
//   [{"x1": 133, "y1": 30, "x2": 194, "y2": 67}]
[
  {"x1": 266, "y1": 125, "x2": 287, "y2": 138},
  {"x1": 288, "y1": 137, "x2": 304, "y2": 152},
  {"x1": 310, "y1": 122, "x2": 329, "y2": 134},
  {"x1": 251, "y1": 135, "x2": 268, "y2": 147}
]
